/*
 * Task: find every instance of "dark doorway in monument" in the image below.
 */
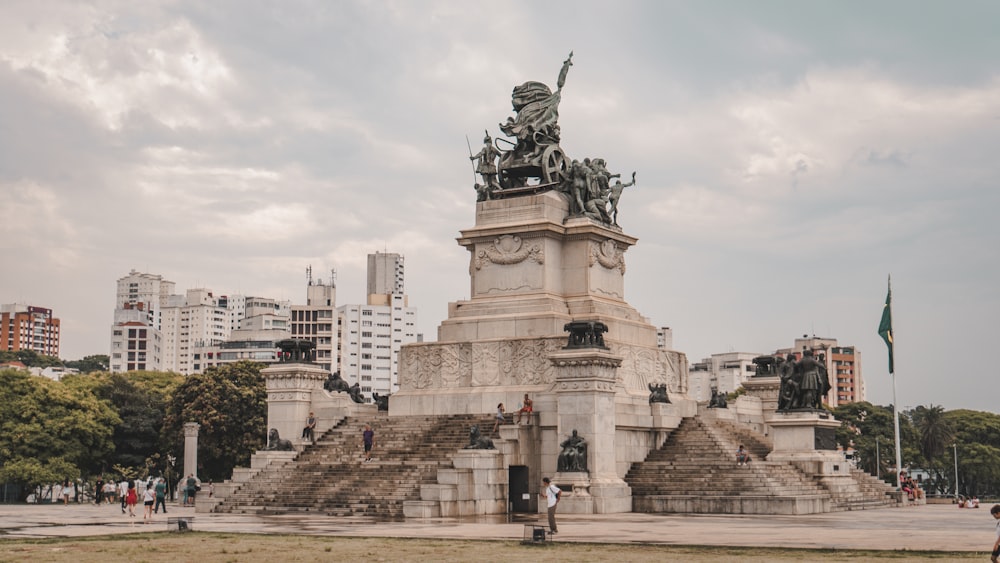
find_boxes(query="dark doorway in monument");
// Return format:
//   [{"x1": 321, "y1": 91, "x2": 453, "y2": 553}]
[{"x1": 509, "y1": 465, "x2": 531, "y2": 513}]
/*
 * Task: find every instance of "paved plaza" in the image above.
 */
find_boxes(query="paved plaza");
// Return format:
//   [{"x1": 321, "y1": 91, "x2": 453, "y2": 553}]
[{"x1": 0, "y1": 501, "x2": 990, "y2": 553}]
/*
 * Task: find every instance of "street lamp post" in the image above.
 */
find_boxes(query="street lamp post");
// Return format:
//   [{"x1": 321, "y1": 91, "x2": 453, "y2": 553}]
[{"x1": 952, "y1": 443, "x2": 959, "y2": 500}]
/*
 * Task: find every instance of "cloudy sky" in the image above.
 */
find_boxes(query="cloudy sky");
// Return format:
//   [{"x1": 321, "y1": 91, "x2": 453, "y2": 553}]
[{"x1": 2, "y1": 1, "x2": 998, "y2": 411}]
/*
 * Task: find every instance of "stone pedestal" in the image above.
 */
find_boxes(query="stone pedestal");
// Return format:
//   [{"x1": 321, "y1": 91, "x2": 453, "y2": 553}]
[
  {"x1": 263, "y1": 362, "x2": 329, "y2": 448},
  {"x1": 546, "y1": 346, "x2": 632, "y2": 514},
  {"x1": 766, "y1": 411, "x2": 853, "y2": 490},
  {"x1": 742, "y1": 376, "x2": 780, "y2": 413}
]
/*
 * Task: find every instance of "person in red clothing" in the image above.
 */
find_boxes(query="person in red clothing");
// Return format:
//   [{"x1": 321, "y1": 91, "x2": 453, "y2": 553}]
[
  {"x1": 515, "y1": 394, "x2": 533, "y2": 424},
  {"x1": 125, "y1": 480, "x2": 138, "y2": 523}
]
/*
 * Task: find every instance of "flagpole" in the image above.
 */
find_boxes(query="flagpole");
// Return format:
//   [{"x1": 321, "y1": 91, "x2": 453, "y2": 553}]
[
  {"x1": 892, "y1": 371, "x2": 902, "y2": 489},
  {"x1": 877, "y1": 274, "x2": 901, "y2": 488}
]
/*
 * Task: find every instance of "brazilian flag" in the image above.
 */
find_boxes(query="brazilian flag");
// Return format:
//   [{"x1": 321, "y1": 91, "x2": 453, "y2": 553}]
[{"x1": 878, "y1": 279, "x2": 894, "y2": 374}]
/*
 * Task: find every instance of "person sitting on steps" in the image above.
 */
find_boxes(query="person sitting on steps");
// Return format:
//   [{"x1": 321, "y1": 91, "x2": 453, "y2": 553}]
[
  {"x1": 493, "y1": 403, "x2": 505, "y2": 433},
  {"x1": 736, "y1": 445, "x2": 751, "y2": 466},
  {"x1": 515, "y1": 394, "x2": 533, "y2": 424},
  {"x1": 302, "y1": 411, "x2": 316, "y2": 443}
]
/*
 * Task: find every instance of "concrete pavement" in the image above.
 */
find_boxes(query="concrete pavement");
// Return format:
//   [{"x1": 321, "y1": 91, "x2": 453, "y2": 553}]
[{"x1": 0, "y1": 501, "x2": 991, "y2": 553}]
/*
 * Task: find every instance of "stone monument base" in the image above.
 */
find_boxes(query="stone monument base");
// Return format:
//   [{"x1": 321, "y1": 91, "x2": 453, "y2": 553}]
[
  {"x1": 766, "y1": 411, "x2": 852, "y2": 488},
  {"x1": 539, "y1": 473, "x2": 632, "y2": 515}
]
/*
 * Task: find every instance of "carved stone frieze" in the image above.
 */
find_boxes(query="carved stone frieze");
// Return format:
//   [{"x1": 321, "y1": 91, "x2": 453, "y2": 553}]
[
  {"x1": 474, "y1": 235, "x2": 544, "y2": 270},
  {"x1": 588, "y1": 239, "x2": 626, "y2": 274},
  {"x1": 400, "y1": 337, "x2": 562, "y2": 390}
]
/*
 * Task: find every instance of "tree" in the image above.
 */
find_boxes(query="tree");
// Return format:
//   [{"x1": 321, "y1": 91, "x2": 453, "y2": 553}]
[
  {"x1": 0, "y1": 369, "x2": 119, "y2": 500},
  {"x1": 944, "y1": 409, "x2": 1000, "y2": 497},
  {"x1": 161, "y1": 362, "x2": 267, "y2": 481},
  {"x1": 831, "y1": 401, "x2": 918, "y2": 484},
  {"x1": 64, "y1": 355, "x2": 110, "y2": 373},
  {"x1": 907, "y1": 404, "x2": 955, "y2": 494},
  {"x1": 81, "y1": 371, "x2": 183, "y2": 475},
  {"x1": 0, "y1": 350, "x2": 62, "y2": 368}
]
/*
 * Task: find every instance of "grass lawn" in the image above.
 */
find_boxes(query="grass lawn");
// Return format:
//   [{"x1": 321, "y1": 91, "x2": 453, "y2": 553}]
[{"x1": 0, "y1": 533, "x2": 981, "y2": 562}]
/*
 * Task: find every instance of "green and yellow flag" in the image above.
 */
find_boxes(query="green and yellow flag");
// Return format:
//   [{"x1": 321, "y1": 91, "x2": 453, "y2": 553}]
[{"x1": 878, "y1": 278, "x2": 894, "y2": 374}]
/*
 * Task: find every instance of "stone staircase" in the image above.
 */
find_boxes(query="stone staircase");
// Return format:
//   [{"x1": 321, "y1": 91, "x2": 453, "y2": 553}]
[
  {"x1": 213, "y1": 413, "x2": 494, "y2": 519},
  {"x1": 627, "y1": 416, "x2": 901, "y2": 514},
  {"x1": 628, "y1": 417, "x2": 831, "y2": 514}
]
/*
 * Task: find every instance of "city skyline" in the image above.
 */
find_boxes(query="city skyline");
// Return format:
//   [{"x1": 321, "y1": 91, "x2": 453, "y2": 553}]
[{"x1": 2, "y1": 2, "x2": 998, "y2": 411}]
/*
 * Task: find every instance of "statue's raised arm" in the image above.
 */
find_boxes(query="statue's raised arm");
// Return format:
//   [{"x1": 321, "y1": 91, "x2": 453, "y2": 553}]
[{"x1": 557, "y1": 51, "x2": 573, "y2": 91}]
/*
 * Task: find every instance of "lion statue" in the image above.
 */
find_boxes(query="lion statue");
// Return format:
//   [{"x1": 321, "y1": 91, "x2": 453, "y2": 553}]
[
  {"x1": 265, "y1": 428, "x2": 294, "y2": 451},
  {"x1": 324, "y1": 371, "x2": 351, "y2": 393},
  {"x1": 463, "y1": 424, "x2": 495, "y2": 450}
]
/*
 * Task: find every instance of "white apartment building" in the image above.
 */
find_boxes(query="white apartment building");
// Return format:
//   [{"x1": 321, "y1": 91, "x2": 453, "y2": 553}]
[
  {"x1": 337, "y1": 293, "x2": 417, "y2": 399},
  {"x1": 110, "y1": 270, "x2": 175, "y2": 373},
  {"x1": 689, "y1": 351, "x2": 760, "y2": 402},
  {"x1": 191, "y1": 296, "x2": 291, "y2": 372}
]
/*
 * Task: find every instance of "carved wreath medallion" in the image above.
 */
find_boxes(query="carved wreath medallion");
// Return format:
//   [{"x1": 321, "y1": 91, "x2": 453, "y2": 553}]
[
  {"x1": 475, "y1": 235, "x2": 544, "y2": 270},
  {"x1": 589, "y1": 239, "x2": 626, "y2": 274}
]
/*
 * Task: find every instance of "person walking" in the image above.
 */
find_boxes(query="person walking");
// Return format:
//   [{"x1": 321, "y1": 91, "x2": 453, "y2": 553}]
[
  {"x1": 125, "y1": 481, "x2": 138, "y2": 524},
  {"x1": 118, "y1": 478, "x2": 129, "y2": 513},
  {"x1": 154, "y1": 477, "x2": 168, "y2": 514},
  {"x1": 542, "y1": 477, "x2": 561, "y2": 534},
  {"x1": 142, "y1": 482, "x2": 155, "y2": 523},
  {"x1": 991, "y1": 504, "x2": 1000, "y2": 563},
  {"x1": 94, "y1": 476, "x2": 104, "y2": 505},
  {"x1": 362, "y1": 423, "x2": 376, "y2": 463}
]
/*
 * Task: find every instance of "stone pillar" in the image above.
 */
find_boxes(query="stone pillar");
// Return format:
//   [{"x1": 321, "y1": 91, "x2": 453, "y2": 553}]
[
  {"x1": 183, "y1": 422, "x2": 199, "y2": 479},
  {"x1": 742, "y1": 376, "x2": 780, "y2": 413},
  {"x1": 547, "y1": 347, "x2": 632, "y2": 514},
  {"x1": 263, "y1": 362, "x2": 330, "y2": 447}
]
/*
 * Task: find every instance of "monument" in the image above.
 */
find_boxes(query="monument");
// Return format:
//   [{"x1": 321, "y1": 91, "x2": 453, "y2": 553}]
[{"x1": 391, "y1": 53, "x2": 694, "y2": 516}]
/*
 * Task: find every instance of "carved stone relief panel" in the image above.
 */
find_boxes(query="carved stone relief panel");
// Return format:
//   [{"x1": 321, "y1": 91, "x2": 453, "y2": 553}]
[
  {"x1": 589, "y1": 239, "x2": 626, "y2": 274},
  {"x1": 474, "y1": 235, "x2": 545, "y2": 270}
]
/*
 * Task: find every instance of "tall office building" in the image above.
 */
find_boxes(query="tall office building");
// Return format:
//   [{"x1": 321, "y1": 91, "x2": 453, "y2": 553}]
[
  {"x1": 1, "y1": 303, "x2": 60, "y2": 357},
  {"x1": 337, "y1": 253, "x2": 417, "y2": 400},
  {"x1": 367, "y1": 252, "x2": 404, "y2": 297}
]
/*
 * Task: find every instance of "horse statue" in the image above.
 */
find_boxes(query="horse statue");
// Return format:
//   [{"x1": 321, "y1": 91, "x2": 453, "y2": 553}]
[
  {"x1": 264, "y1": 428, "x2": 294, "y2": 451},
  {"x1": 463, "y1": 425, "x2": 495, "y2": 450}
]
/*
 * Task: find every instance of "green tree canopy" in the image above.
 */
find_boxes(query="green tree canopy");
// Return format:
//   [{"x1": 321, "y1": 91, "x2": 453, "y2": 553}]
[
  {"x1": 76, "y1": 371, "x2": 183, "y2": 474},
  {"x1": 161, "y1": 362, "x2": 267, "y2": 481},
  {"x1": 0, "y1": 350, "x2": 62, "y2": 368},
  {"x1": 944, "y1": 409, "x2": 1000, "y2": 497},
  {"x1": 0, "y1": 369, "x2": 119, "y2": 500},
  {"x1": 64, "y1": 355, "x2": 110, "y2": 373},
  {"x1": 831, "y1": 401, "x2": 918, "y2": 483}
]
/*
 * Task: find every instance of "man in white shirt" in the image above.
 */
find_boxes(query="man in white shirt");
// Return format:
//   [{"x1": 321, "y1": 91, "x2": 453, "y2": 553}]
[
  {"x1": 118, "y1": 479, "x2": 129, "y2": 513},
  {"x1": 990, "y1": 504, "x2": 1000, "y2": 563},
  {"x1": 542, "y1": 477, "x2": 561, "y2": 534}
]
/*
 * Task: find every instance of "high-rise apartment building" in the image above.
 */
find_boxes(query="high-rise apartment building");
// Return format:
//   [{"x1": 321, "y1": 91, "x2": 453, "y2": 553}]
[
  {"x1": 1, "y1": 303, "x2": 60, "y2": 357},
  {"x1": 291, "y1": 268, "x2": 338, "y2": 373},
  {"x1": 110, "y1": 270, "x2": 175, "y2": 372},
  {"x1": 335, "y1": 253, "x2": 418, "y2": 400}
]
